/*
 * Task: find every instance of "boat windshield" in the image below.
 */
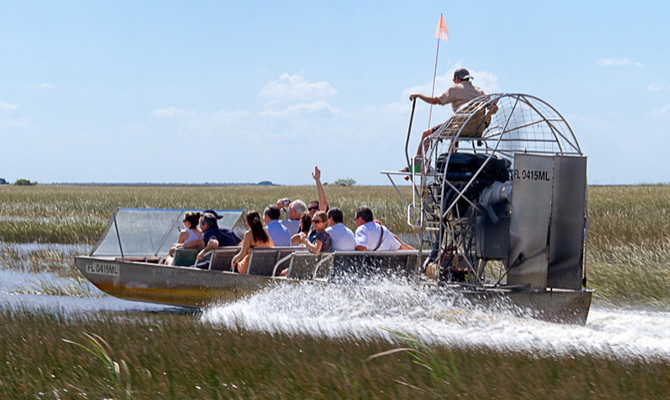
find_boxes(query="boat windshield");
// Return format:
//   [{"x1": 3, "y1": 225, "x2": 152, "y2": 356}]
[{"x1": 90, "y1": 208, "x2": 243, "y2": 257}]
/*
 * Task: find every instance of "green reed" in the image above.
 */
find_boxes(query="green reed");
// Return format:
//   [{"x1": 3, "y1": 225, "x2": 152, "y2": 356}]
[
  {"x1": 2, "y1": 185, "x2": 670, "y2": 398},
  {"x1": 0, "y1": 243, "x2": 86, "y2": 278},
  {"x1": 3, "y1": 184, "x2": 670, "y2": 308},
  {"x1": 63, "y1": 333, "x2": 132, "y2": 399},
  {"x1": 0, "y1": 184, "x2": 412, "y2": 244},
  {"x1": 0, "y1": 310, "x2": 668, "y2": 400},
  {"x1": 16, "y1": 277, "x2": 101, "y2": 298}
]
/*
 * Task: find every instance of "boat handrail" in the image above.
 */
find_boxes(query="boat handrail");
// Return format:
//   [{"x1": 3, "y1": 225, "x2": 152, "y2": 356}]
[
  {"x1": 271, "y1": 252, "x2": 296, "y2": 277},
  {"x1": 312, "y1": 253, "x2": 335, "y2": 280},
  {"x1": 194, "y1": 249, "x2": 213, "y2": 268}
]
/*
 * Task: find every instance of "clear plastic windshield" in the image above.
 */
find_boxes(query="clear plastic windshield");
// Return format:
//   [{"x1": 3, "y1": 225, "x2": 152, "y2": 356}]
[{"x1": 90, "y1": 208, "x2": 243, "y2": 257}]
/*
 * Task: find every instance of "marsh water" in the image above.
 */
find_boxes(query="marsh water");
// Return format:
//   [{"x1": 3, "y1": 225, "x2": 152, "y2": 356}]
[{"x1": 2, "y1": 243, "x2": 670, "y2": 362}]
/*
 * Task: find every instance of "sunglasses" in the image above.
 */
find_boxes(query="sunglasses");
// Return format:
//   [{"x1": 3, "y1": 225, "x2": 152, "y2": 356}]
[
  {"x1": 308, "y1": 206, "x2": 319, "y2": 211},
  {"x1": 312, "y1": 219, "x2": 324, "y2": 224}
]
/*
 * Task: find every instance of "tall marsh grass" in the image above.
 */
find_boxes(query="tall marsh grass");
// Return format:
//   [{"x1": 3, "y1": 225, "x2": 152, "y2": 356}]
[
  {"x1": 2, "y1": 185, "x2": 670, "y2": 398},
  {"x1": 1, "y1": 310, "x2": 668, "y2": 399},
  {"x1": 2, "y1": 184, "x2": 670, "y2": 308},
  {"x1": 586, "y1": 185, "x2": 670, "y2": 307},
  {"x1": 0, "y1": 243, "x2": 85, "y2": 278},
  {"x1": 0, "y1": 185, "x2": 412, "y2": 244}
]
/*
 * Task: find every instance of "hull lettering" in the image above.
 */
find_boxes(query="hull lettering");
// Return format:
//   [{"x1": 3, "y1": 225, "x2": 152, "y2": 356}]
[{"x1": 86, "y1": 262, "x2": 119, "y2": 276}]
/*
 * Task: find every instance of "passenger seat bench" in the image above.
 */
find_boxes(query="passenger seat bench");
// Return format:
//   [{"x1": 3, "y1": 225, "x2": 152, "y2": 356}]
[
  {"x1": 285, "y1": 252, "x2": 328, "y2": 280},
  {"x1": 246, "y1": 247, "x2": 309, "y2": 276},
  {"x1": 285, "y1": 251, "x2": 420, "y2": 280},
  {"x1": 209, "y1": 247, "x2": 242, "y2": 271},
  {"x1": 172, "y1": 247, "x2": 205, "y2": 267}
]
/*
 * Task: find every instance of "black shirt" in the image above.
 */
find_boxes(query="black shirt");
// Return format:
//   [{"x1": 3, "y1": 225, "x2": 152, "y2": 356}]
[{"x1": 203, "y1": 226, "x2": 241, "y2": 247}]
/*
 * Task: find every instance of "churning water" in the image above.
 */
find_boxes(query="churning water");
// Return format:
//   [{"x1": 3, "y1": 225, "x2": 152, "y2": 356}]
[
  {"x1": 2, "y1": 242, "x2": 670, "y2": 361},
  {"x1": 202, "y1": 281, "x2": 670, "y2": 361}
]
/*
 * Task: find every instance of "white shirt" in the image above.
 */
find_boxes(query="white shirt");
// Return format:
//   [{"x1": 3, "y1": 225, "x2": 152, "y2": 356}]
[
  {"x1": 326, "y1": 223, "x2": 356, "y2": 251},
  {"x1": 355, "y1": 221, "x2": 401, "y2": 251}
]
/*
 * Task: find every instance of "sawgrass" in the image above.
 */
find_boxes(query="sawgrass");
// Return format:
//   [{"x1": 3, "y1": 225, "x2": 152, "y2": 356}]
[
  {"x1": 3, "y1": 184, "x2": 668, "y2": 245},
  {"x1": 3, "y1": 184, "x2": 670, "y2": 308},
  {"x1": 0, "y1": 184, "x2": 412, "y2": 244},
  {"x1": 2, "y1": 185, "x2": 670, "y2": 398},
  {"x1": 0, "y1": 310, "x2": 668, "y2": 400},
  {"x1": 0, "y1": 243, "x2": 85, "y2": 278},
  {"x1": 586, "y1": 185, "x2": 670, "y2": 307}
]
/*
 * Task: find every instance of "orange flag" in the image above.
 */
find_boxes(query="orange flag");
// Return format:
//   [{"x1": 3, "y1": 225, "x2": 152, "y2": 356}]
[{"x1": 433, "y1": 14, "x2": 449, "y2": 41}]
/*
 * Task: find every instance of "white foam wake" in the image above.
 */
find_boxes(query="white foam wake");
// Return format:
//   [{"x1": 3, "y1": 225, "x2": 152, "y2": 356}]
[{"x1": 202, "y1": 281, "x2": 670, "y2": 361}]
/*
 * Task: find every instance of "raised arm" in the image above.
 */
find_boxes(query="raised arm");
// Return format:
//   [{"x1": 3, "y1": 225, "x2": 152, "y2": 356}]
[{"x1": 312, "y1": 166, "x2": 328, "y2": 211}]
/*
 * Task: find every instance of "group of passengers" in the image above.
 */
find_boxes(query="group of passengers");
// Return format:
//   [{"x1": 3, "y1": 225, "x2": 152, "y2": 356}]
[{"x1": 166, "y1": 166, "x2": 414, "y2": 274}]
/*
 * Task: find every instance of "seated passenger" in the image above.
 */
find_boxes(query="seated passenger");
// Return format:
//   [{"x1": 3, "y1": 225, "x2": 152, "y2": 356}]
[
  {"x1": 280, "y1": 211, "x2": 331, "y2": 277},
  {"x1": 162, "y1": 211, "x2": 203, "y2": 264},
  {"x1": 325, "y1": 207, "x2": 356, "y2": 251},
  {"x1": 354, "y1": 206, "x2": 415, "y2": 251},
  {"x1": 277, "y1": 199, "x2": 307, "y2": 235},
  {"x1": 231, "y1": 210, "x2": 274, "y2": 274},
  {"x1": 196, "y1": 212, "x2": 243, "y2": 263},
  {"x1": 290, "y1": 212, "x2": 311, "y2": 246},
  {"x1": 298, "y1": 211, "x2": 332, "y2": 254},
  {"x1": 264, "y1": 205, "x2": 291, "y2": 247}
]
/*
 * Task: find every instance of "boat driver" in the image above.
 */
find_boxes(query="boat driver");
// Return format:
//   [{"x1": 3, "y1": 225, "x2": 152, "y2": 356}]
[{"x1": 404, "y1": 67, "x2": 490, "y2": 170}]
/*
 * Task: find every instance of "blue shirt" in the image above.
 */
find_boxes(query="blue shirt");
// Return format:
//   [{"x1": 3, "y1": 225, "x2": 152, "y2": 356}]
[{"x1": 266, "y1": 220, "x2": 291, "y2": 247}]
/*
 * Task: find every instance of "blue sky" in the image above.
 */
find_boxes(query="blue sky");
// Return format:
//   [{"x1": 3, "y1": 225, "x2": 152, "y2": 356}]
[{"x1": 1, "y1": 1, "x2": 669, "y2": 185}]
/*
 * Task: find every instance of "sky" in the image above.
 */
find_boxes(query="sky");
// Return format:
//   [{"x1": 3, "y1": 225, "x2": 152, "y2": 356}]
[{"x1": 1, "y1": 1, "x2": 669, "y2": 185}]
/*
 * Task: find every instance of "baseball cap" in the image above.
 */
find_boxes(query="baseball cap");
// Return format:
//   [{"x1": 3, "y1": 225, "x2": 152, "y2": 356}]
[
  {"x1": 454, "y1": 68, "x2": 472, "y2": 81},
  {"x1": 202, "y1": 209, "x2": 223, "y2": 219}
]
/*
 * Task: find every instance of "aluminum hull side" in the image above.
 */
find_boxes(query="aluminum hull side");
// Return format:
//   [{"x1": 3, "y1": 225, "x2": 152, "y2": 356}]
[
  {"x1": 76, "y1": 256, "x2": 592, "y2": 325},
  {"x1": 75, "y1": 256, "x2": 277, "y2": 307},
  {"x1": 458, "y1": 288, "x2": 593, "y2": 325}
]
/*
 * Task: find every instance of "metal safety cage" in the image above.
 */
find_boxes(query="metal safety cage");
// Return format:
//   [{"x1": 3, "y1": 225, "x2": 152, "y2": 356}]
[{"x1": 384, "y1": 93, "x2": 585, "y2": 289}]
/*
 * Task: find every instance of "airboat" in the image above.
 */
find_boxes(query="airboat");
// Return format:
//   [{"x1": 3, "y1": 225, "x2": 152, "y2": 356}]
[
  {"x1": 75, "y1": 93, "x2": 591, "y2": 325},
  {"x1": 382, "y1": 92, "x2": 592, "y2": 324}
]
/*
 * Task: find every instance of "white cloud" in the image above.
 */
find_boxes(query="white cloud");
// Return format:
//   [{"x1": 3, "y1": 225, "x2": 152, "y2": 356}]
[
  {"x1": 151, "y1": 106, "x2": 200, "y2": 119},
  {"x1": 258, "y1": 73, "x2": 338, "y2": 101},
  {"x1": 648, "y1": 104, "x2": 670, "y2": 119},
  {"x1": 473, "y1": 71, "x2": 500, "y2": 93},
  {"x1": 596, "y1": 58, "x2": 642, "y2": 67},
  {"x1": 647, "y1": 84, "x2": 664, "y2": 91},
  {"x1": 259, "y1": 101, "x2": 344, "y2": 118},
  {"x1": 0, "y1": 100, "x2": 19, "y2": 111},
  {"x1": 34, "y1": 83, "x2": 53, "y2": 89}
]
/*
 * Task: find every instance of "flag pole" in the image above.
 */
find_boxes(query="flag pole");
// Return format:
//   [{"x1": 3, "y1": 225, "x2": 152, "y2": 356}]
[
  {"x1": 428, "y1": 32, "x2": 441, "y2": 130},
  {"x1": 428, "y1": 14, "x2": 449, "y2": 151}
]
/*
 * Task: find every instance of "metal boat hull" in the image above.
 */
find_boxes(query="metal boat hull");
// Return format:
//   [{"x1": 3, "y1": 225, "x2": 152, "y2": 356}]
[
  {"x1": 458, "y1": 288, "x2": 593, "y2": 325},
  {"x1": 75, "y1": 256, "x2": 279, "y2": 307},
  {"x1": 76, "y1": 255, "x2": 592, "y2": 325}
]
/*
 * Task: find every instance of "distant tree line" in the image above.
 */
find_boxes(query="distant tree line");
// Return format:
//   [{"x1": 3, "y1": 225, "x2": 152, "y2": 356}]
[
  {"x1": 331, "y1": 178, "x2": 356, "y2": 187},
  {"x1": 14, "y1": 179, "x2": 37, "y2": 186}
]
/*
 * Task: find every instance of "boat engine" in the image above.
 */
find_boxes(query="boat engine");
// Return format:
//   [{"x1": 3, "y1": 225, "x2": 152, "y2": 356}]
[{"x1": 427, "y1": 152, "x2": 512, "y2": 282}]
